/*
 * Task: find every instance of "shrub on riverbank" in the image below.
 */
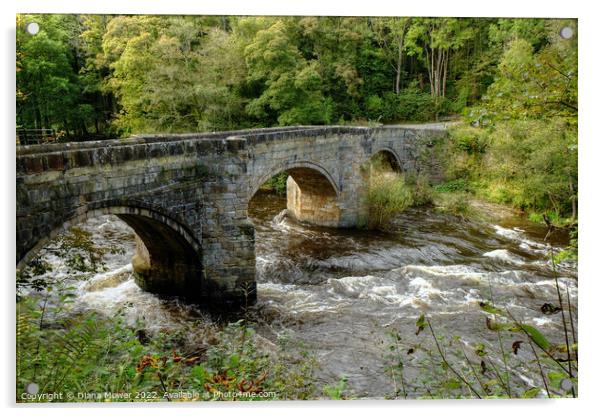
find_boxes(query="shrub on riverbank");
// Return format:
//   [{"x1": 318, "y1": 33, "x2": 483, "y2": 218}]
[
  {"x1": 433, "y1": 192, "x2": 475, "y2": 219},
  {"x1": 362, "y1": 172, "x2": 414, "y2": 229},
  {"x1": 384, "y1": 308, "x2": 577, "y2": 399},
  {"x1": 406, "y1": 172, "x2": 435, "y2": 207},
  {"x1": 439, "y1": 120, "x2": 577, "y2": 228},
  {"x1": 17, "y1": 292, "x2": 319, "y2": 402}
]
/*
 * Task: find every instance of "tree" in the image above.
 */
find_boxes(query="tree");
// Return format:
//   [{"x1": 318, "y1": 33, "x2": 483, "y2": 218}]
[
  {"x1": 241, "y1": 18, "x2": 333, "y2": 125},
  {"x1": 297, "y1": 16, "x2": 367, "y2": 121},
  {"x1": 475, "y1": 19, "x2": 577, "y2": 125},
  {"x1": 405, "y1": 18, "x2": 475, "y2": 99},
  {"x1": 101, "y1": 16, "x2": 247, "y2": 134},
  {"x1": 458, "y1": 19, "x2": 578, "y2": 221},
  {"x1": 17, "y1": 14, "x2": 115, "y2": 139},
  {"x1": 371, "y1": 17, "x2": 412, "y2": 94},
  {"x1": 17, "y1": 15, "x2": 80, "y2": 135}
]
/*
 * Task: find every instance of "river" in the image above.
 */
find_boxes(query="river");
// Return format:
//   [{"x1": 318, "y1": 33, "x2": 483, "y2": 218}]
[{"x1": 30, "y1": 190, "x2": 578, "y2": 398}]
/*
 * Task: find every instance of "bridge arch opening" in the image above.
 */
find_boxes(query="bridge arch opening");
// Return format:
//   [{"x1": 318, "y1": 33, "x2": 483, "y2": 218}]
[
  {"x1": 250, "y1": 164, "x2": 341, "y2": 227},
  {"x1": 17, "y1": 205, "x2": 204, "y2": 300},
  {"x1": 360, "y1": 149, "x2": 404, "y2": 191},
  {"x1": 368, "y1": 149, "x2": 402, "y2": 173}
]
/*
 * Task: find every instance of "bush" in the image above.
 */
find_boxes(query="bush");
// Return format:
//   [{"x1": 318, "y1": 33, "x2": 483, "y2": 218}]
[
  {"x1": 16, "y1": 235, "x2": 320, "y2": 402},
  {"x1": 406, "y1": 172, "x2": 435, "y2": 206},
  {"x1": 435, "y1": 178, "x2": 471, "y2": 193},
  {"x1": 16, "y1": 293, "x2": 319, "y2": 402},
  {"x1": 365, "y1": 95, "x2": 384, "y2": 121},
  {"x1": 384, "y1": 305, "x2": 577, "y2": 399},
  {"x1": 451, "y1": 125, "x2": 489, "y2": 155},
  {"x1": 396, "y1": 86, "x2": 438, "y2": 122},
  {"x1": 363, "y1": 172, "x2": 413, "y2": 229},
  {"x1": 444, "y1": 119, "x2": 577, "y2": 223},
  {"x1": 434, "y1": 192, "x2": 475, "y2": 219}
]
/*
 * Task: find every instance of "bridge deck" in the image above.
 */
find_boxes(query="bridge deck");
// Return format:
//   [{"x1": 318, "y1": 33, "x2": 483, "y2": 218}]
[{"x1": 16, "y1": 123, "x2": 451, "y2": 156}]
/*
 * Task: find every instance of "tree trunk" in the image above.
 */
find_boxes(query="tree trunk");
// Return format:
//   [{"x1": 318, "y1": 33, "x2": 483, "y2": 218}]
[
  {"x1": 569, "y1": 177, "x2": 577, "y2": 221},
  {"x1": 62, "y1": 119, "x2": 70, "y2": 138},
  {"x1": 441, "y1": 51, "x2": 449, "y2": 98},
  {"x1": 437, "y1": 49, "x2": 445, "y2": 97},
  {"x1": 395, "y1": 43, "x2": 402, "y2": 94},
  {"x1": 425, "y1": 47, "x2": 434, "y2": 96},
  {"x1": 395, "y1": 31, "x2": 405, "y2": 94},
  {"x1": 33, "y1": 94, "x2": 41, "y2": 130}
]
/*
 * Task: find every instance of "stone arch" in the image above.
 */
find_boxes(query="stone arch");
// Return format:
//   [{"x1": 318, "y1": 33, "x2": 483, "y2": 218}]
[
  {"x1": 249, "y1": 161, "x2": 342, "y2": 227},
  {"x1": 249, "y1": 160, "x2": 340, "y2": 199},
  {"x1": 17, "y1": 201, "x2": 204, "y2": 298},
  {"x1": 369, "y1": 147, "x2": 403, "y2": 172}
]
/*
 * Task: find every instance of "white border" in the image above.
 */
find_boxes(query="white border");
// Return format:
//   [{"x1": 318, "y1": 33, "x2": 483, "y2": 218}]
[{"x1": 2, "y1": 1, "x2": 600, "y2": 416}]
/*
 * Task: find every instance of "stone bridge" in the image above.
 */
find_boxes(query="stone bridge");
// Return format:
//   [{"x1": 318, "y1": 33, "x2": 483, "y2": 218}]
[{"x1": 16, "y1": 124, "x2": 447, "y2": 306}]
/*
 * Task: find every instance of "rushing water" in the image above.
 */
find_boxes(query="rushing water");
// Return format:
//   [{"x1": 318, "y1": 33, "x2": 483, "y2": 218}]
[{"x1": 28, "y1": 190, "x2": 577, "y2": 398}]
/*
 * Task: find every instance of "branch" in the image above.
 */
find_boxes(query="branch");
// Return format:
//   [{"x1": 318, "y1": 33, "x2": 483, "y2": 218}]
[
  {"x1": 544, "y1": 100, "x2": 578, "y2": 113},
  {"x1": 426, "y1": 318, "x2": 482, "y2": 398}
]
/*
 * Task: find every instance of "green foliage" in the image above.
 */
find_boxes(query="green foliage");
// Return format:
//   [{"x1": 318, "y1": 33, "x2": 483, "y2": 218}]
[
  {"x1": 18, "y1": 15, "x2": 575, "y2": 135},
  {"x1": 17, "y1": 295, "x2": 140, "y2": 401},
  {"x1": 473, "y1": 20, "x2": 577, "y2": 126},
  {"x1": 434, "y1": 192, "x2": 475, "y2": 219},
  {"x1": 269, "y1": 331, "x2": 319, "y2": 400},
  {"x1": 323, "y1": 376, "x2": 350, "y2": 400},
  {"x1": 442, "y1": 20, "x2": 578, "y2": 223},
  {"x1": 361, "y1": 151, "x2": 451, "y2": 228},
  {"x1": 555, "y1": 228, "x2": 578, "y2": 262},
  {"x1": 17, "y1": 14, "x2": 112, "y2": 140},
  {"x1": 406, "y1": 173, "x2": 435, "y2": 206},
  {"x1": 488, "y1": 18, "x2": 549, "y2": 51},
  {"x1": 260, "y1": 172, "x2": 289, "y2": 196},
  {"x1": 362, "y1": 172, "x2": 413, "y2": 230},
  {"x1": 435, "y1": 178, "x2": 471, "y2": 193},
  {"x1": 16, "y1": 228, "x2": 322, "y2": 402},
  {"x1": 452, "y1": 127, "x2": 489, "y2": 156},
  {"x1": 102, "y1": 16, "x2": 247, "y2": 134},
  {"x1": 17, "y1": 296, "x2": 320, "y2": 402},
  {"x1": 472, "y1": 120, "x2": 577, "y2": 217},
  {"x1": 17, "y1": 259, "x2": 52, "y2": 293},
  {"x1": 242, "y1": 19, "x2": 333, "y2": 125},
  {"x1": 360, "y1": 154, "x2": 441, "y2": 228},
  {"x1": 395, "y1": 86, "x2": 439, "y2": 121}
]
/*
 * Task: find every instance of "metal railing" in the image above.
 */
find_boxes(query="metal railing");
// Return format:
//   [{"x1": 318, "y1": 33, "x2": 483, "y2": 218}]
[{"x1": 16, "y1": 128, "x2": 58, "y2": 146}]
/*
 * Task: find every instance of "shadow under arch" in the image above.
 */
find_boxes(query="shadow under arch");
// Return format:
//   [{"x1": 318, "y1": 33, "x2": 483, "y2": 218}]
[
  {"x1": 368, "y1": 147, "x2": 403, "y2": 172},
  {"x1": 249, "y1": 161, "x2": 342, "y2": 228},
  {"x1": 249, "y1": 160, "x2": 340, "y2": 200},
  {"x1": 17, "y1": 201, "x2": 204, "y2": 299}
]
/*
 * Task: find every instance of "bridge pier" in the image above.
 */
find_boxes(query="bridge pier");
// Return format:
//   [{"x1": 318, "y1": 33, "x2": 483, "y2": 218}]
[
  {"x1": 131, "y1": 219, "x2": 257, "y2": 306},
  {"x1": 131, "y1": 235, "x2": 202, "y2": 297},
  {"x1": 115, "y1": 213, "x2": 204, "y2": 299},
  {"x1": 286, "y1": 172, "x2": 341, "y2": 227},
  {"x1": 285, "y1": 174, "x2": 366, "y2": 228}
]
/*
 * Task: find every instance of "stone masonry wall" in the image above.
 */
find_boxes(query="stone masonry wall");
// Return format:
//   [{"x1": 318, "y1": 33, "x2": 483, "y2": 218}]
[{"x1": 16, "y1": 125, "x2": 447, "y2": 305}]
